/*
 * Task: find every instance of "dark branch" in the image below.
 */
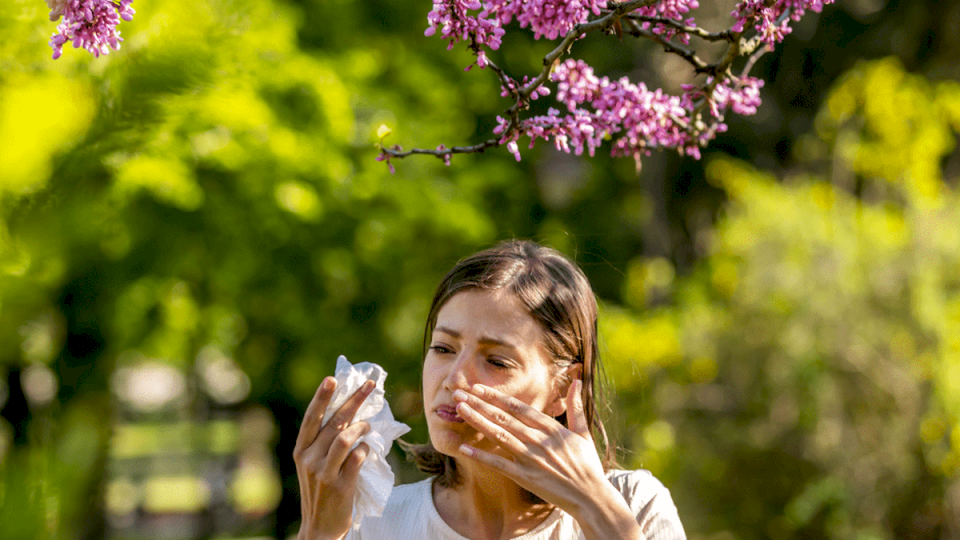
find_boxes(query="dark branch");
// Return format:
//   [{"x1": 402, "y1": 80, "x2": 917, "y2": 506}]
[
  {"x1": 623, "y1": 13, "x2": 737, "y2": 42},
  {"x1": 621, "y1": 18, "x2": 711, "y2": 73},
  {"x1": 380, "y1": 138, "x2": 502, "y2": 159}
]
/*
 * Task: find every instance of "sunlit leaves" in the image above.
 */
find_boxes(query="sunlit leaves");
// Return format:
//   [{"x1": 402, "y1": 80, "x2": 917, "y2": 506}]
[
  {"x1": 112, "y1": 154, "x2": 204, "y2": 211},
  {"x1": 274, "y1": 181, "x2": 323, "y2": 222},
  {"x1": 817, "y1": 57, "x2": 960, "y2": 207},
  {"x1": 0, "y1": 73, "x2": 95, "y2": 198}
]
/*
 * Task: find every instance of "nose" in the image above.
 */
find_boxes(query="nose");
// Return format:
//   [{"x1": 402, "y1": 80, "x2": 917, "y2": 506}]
[{"x1": 442, "y1": 351, "x2": 474, "y2": 393}]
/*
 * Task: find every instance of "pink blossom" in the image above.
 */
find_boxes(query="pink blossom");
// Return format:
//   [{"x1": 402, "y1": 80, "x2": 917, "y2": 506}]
[
  {"x1": 722, "y1": 76, "x2": 764, "y2": 116},
  {"x1": 683, "y1": 76, "x2": 764, "y2": 117},
  {"x1": 376, "y1": 151, "x2": 397, "y2": 174},
  {"x1": 436, "y1": 144, "x2": 452, "y2": 166},
  {"x1": 49, "y1": 0, "x2": 135, "y2": 59},
  {"x1": 630, "y1": 0, "x2": 700, "y2": 44},
  {"x1": 425, "y1": 0, "x2": 606, "y2": 53},
  {"x1": 732, "y1": 0, "x2": 833, "y2": 46},
  {"x1": 498, "y1": 59, "x2": 700, "y2": 166},
  {"x1": 494, "y1": 0, "x2": 607, "y2": 41},
  {"x1": 425, "y1": 0, "x2": 505, "y2": 52}
]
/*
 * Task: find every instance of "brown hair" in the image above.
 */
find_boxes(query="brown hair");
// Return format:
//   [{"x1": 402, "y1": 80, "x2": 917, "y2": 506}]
[{"x1": 402, "y1": 240, "x2": 616, "y2": 489}]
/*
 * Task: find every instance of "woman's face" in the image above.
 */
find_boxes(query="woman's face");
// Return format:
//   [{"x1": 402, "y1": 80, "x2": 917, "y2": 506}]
[{"x1": 422, "y1": 288, "x2": 563, "y2": 458}]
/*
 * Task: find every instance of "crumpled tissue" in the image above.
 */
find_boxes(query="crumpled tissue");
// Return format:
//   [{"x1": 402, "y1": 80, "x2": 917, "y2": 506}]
[{"x1": 321, "y1": 355, "x2": 411, "y2": 530}]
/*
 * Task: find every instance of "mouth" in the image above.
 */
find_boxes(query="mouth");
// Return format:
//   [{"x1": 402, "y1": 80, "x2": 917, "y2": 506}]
[{"x1": 435, "y1": 405, "x2": 465, "y2": 423}]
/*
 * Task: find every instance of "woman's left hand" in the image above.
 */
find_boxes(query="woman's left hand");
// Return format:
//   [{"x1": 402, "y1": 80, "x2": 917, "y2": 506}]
[{"x1": 453, "y1": 381, "x2": 642, "y2": 538}]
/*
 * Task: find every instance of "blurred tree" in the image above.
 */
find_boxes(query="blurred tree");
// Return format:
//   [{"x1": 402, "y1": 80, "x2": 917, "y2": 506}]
[
  {"x1": 1, "y1": 0, "x2": 520, "y2": 537},
  {"x1": 604, "y1": 57, "x2": 960, "y2": 539}
]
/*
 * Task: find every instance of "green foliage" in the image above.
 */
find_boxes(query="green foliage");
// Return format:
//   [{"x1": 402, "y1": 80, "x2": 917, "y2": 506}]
[
  {"x1": 0, "y1": 0, "x2": 524, "y2": 537},
  {"x1": 602, "y1": 58, "x2": 960, "y2": 539}
]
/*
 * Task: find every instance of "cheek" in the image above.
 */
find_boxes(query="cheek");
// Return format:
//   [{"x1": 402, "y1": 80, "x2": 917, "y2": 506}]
[
  {"x1": 495, "y1": 371, "x2": 557, "y2": 410},
  {"x1": 422, "y1": 364, "x2": 437, "y2": 390},
  {"x1": 421, "y1": 354, "x2": 451, "y2": 397}
]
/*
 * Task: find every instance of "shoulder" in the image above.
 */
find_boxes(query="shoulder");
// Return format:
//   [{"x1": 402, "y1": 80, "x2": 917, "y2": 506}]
[
  {"x1": 606, "y1": 468, "x2": 668, "y2": 503},
  {"x1": 606, "y1": 469, "x2": 687, "y2": 540}
]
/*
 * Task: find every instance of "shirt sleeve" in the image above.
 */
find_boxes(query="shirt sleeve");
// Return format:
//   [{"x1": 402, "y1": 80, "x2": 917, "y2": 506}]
[{"x1": 609, "y1": 469, "x2": 687, "y2": 540}]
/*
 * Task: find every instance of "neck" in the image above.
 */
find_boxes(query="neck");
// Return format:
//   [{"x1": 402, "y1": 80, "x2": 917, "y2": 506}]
[{"x1": 433, "y1": 459, "x2": 554, "y2": 540}]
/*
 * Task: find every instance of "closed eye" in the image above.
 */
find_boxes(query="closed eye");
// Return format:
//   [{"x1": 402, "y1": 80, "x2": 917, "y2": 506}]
[{"x1": 487, "y1": 357, "x2": 511, "y2": 369}]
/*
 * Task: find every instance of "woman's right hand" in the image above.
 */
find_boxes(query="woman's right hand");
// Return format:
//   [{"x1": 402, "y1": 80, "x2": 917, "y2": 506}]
[{"x1": 294, "y1": 376, "x2": 376, "y2": 540}]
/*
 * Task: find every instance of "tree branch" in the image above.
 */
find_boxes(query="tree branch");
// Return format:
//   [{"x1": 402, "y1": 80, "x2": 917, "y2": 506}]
[
  {"x1": 621, "y1": 17, "x2": 711, "y2": 72},
  {"x1": 380, "y1": 0, "x2": 832, "y2": 166},
  {"x1": 622, "y1": 13, "x2": 737, "y2": 42}
]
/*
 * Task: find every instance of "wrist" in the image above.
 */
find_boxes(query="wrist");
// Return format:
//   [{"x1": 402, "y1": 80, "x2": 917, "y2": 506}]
[
  {"x1": 570, "y1": 480, "x2": 642, "y2": 540},
  {"x1": 298, "y1": 528, "x2": 346, "y2": 540}
]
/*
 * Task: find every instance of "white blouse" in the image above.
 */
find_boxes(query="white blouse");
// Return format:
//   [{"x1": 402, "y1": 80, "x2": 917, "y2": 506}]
[{"x1": 346, "y1": 469, "x2": 686, "y2": 540}]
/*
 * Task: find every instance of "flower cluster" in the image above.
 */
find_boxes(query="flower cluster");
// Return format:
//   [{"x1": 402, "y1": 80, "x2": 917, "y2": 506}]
[
  {"x1": 630, "y1": 0, "x2": 700, "y2": 44},
  {"x1": 499, "y1": 75, "x2": 551, "y2": 100},
  {"x1": 496, "y1": 60, "x2": 699, "y2": 166},
  {"x1": 496, "y1": 60, "x2": 769, "y2": 167},
  {"x1": 425, "y1": 0, "x2": 505, "y2": 52},
  {"x1": 48, "y1": 0, "x2": 135, "y2": 59},
  {"x1": 713, "y1": 76, "x2": 764, "y2": 116},
  {"x1": 732, "y1": 0, "x2": 830, "y2": 47},
  {"x1": 496, "y1": 0, "x2": 607, "y2": 41},
  {"x1": 682, "y1": 75, "x2": 765, "y2": 117},
  {"x1": 380, "y1": 0, "x2": 836, "y2": 169},
  {"x1": 425, "y1": 0, "x2": 606, "y2": 53}
]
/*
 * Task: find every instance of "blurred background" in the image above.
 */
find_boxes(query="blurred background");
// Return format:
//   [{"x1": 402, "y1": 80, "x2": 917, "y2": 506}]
[{"x1": 1, "y1": 0, "x2": 959, "y2": 538}]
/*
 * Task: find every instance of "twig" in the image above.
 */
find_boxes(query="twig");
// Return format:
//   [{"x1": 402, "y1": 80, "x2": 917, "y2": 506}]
[
  {"x1": 621, "y1": 17, "x2": 711, "y2": 72},
  {"x1": 622, "y1": 14, "x2": 736, "y2": 42},
  {"x1": 381, "y1": 139, "x2": 502, "y2": 159},
  {"x1": 739, "y1": 41, "x2": 771, "y2": 78}
]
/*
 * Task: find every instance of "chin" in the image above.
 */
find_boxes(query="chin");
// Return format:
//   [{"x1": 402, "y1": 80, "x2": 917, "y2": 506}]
[
  {"x1": 428, "y1": 423, "x2": 478, "y2": 456},
  {"x1": 431, "y1": 437, "x2": 461, "y2": 457}
]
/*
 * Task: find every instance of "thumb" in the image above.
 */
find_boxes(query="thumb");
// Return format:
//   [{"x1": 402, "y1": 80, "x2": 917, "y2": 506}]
[{"x1": 566, "y1": 379, "x2": 589, "y2": 437}]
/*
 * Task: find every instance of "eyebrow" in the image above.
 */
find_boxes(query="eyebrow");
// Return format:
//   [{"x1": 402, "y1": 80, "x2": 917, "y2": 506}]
[{"x1": 433, "y1": 326, "x2": 519, "y2": 350}]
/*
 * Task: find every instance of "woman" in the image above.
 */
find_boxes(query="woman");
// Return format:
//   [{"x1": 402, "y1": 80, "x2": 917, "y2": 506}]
[{"x1": 294, "y1": 240, "x2": 686, "y2": 540}]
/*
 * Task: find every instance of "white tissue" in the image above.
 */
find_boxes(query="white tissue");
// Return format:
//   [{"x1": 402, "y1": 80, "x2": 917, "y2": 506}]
[{"x1": 321, "y1": 355, "x2": 411, "y2": 530}]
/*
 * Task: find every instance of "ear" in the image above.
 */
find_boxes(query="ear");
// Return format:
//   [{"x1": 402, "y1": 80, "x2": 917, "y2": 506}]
[{"x1": 545, "y1": 363, "x2": 583, "y2": 417}]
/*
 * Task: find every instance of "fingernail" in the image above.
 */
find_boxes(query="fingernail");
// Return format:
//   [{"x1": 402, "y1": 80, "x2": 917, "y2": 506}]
[
  {"x1": 321, "y1": 378, "x2": 334, "y2": 391},
  {"x1": 459, "y1": 444, "x2": 474, "y2": 456},
  {"x1": 453, "y1": 389, "x2": 468, "y2": 402},
  {"x1": 363, "y1": 380, "x2": 375, "y2": 392}
]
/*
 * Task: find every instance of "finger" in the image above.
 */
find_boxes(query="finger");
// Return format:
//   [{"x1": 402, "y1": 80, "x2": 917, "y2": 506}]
[
  {"x1": 565, "y1": 379, "x2": 590, "y2": 437},
  {"x1": 316, "y1": 379, "x2": 376, "y2": 450},
  {"x1": 455, "y1": 401, "x2": 529, "y2": 457},
  {"x1": 295, "y1": 377, "x2": 337, "y2": 453},
  {"x1": 453, "y1": 389, "x2": 542, "y2": 443},
  {"x1": 328, "y1": 379, "x2": 376, "y2": 429},
  {"x1": 340, "y1": 442, "x2": 371, "y2": 485},
  {"x1": 470, "y1": 384, "x2": 557, "y2": 430},
  {"x1": 459, "y1": 443, "x2": 524, "y2": 479},
  {"x1": 323, "y1": 421, "x2": 371, "y2": 480}
]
